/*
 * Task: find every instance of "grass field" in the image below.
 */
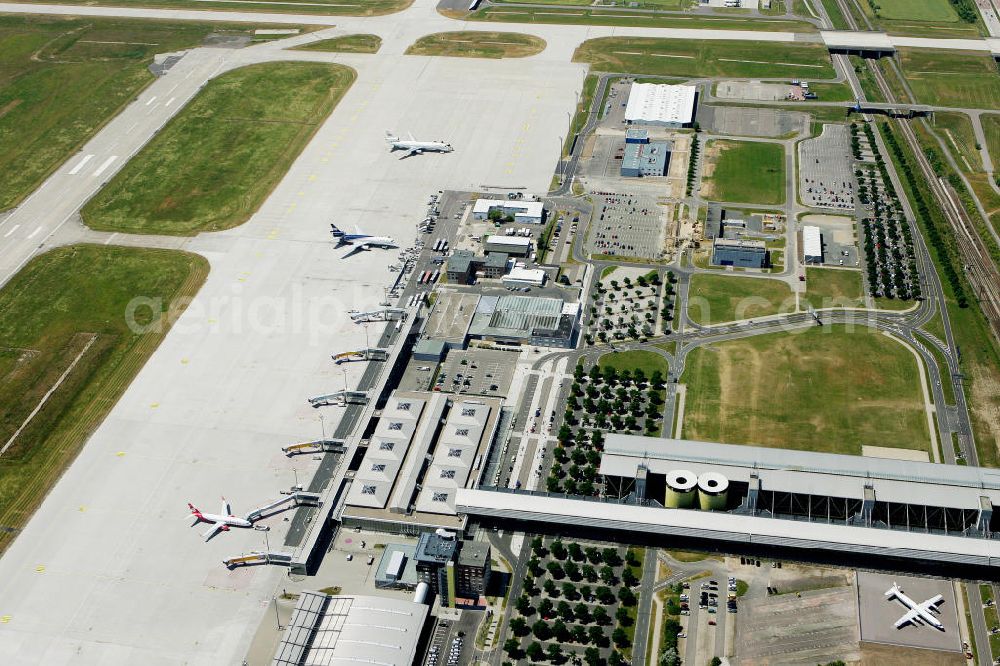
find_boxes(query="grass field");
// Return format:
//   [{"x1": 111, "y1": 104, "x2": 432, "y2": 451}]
[
  {"x1": 933, "y1": 112, "x2": 983, "y2": 171},
  {"x1": 82, "y1": 62, "x2": 354, "y2": 235},
  {"x1": 0, "y1": 15, "x2": 284, "y2": 212},
  {"x1": 983, "y1": 114, "x2": 1000, "y2": 173},
  {"x1": 470, "y1": 7, "x2": 817, "y2": 33},
  {"x1": 897, "y1": 48, "x2": 1000, "y2": 110},
  {"x1": 405, "y1": 32, "x2": 545, "y2": 58},
  {"x1": 875, "y1": 0, "x2": 958, "y2": 22},
  {"x1": 495, "y1": 0, "x2": 685, "y2": 6},
  {"x1": 803, "y1": 268, "x2": 865, "y2": 309},
  {"x1": 0, "y1": 244, "x2": 207, "y2": 555},
  {"x1": 14, "y1": 0, "x2": 411, "y2": 15},
  {"x1": 701, "y1": 140, "x2": 785, "y2": 205},
  {"x1": 572, "y1": 38, "x2": 833, "y2": 79},
  {"x1": 598, "y1": 349, "x2": 670, "y2": 376},
  {"x1": 293, "y1": 34, "x2": 382, "y2": 53},
  {"x1": 681, "y1": 325, "x2": 930, "y2": 454},
  {"x1": 687, "y1": 274, "x2": 793, "y2": 325}
]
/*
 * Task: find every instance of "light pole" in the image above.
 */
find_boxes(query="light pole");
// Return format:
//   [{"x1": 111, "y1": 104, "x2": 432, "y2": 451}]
[
  {"x1": 557, "y1": 136, "x2": 563, "y2": 185},
  {"x1": 319, "y1": 413, "x2": 326, "y2": 440},
  {"x1": 272, "y1": 596, "x2": 281, "y2": 630}
]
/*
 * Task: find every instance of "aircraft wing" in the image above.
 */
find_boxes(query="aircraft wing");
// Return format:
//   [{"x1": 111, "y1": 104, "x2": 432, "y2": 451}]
[
  {"x1": 920, "y1": 595, "x2": 944, "y2": 611},
  {"x1": 202, "y1": 522, "x2": 224, "y2": 542},
  {"x1": 400, "y1": 148, "x2": 421, "y2": 159},
  {"x1": 894, "y1": 608, "x2": 920, "y2": 628},
  {"x1": 341, "y1": 244, "x2": 369, "y2": 259},
  {"x1": 221, "y1": 498, "x2": 231, "y2": 516}
]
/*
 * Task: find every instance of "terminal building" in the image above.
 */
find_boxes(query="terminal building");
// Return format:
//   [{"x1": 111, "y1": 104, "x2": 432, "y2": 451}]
[
  {"x1": 712, "y1": 238, "x2": 767, "y2": 268},
  {"x1": 624, "y1": 83, "x2": 697, "y2": 128},
  {"x1": 456, "y1": 435, "x2": 1000, "y2": 577},
  {"x1": 414, "y1": 531, "x2": 492, "y2": 607},
  {"x1": 472, "y1": 198, "x2": 545, "y2": 224},
  {"x1": 468, "y1": 294, "x2": 580, "y2": 349}
]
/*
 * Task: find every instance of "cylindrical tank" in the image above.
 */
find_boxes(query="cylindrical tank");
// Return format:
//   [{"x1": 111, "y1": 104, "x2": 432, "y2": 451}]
[
  {"x1": 664, "y1": 469, "x2": 698, "y2": 508},
  {"x1": 697, "y1": 472, "x2": 729, "y2": 511},
  {"x1": 414, "y1": 581, "x2": 430, "y2": 605}
]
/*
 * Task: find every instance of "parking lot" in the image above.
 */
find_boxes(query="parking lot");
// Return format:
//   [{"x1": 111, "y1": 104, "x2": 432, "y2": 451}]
[
  {"x1": 699, "y1": 104, "x2": 807, "y2": 138},
  {"x1": 586, "y1": 192, "x2": 666, "y2": 260},
  {"x1": 798, "y1": 124, "x2": 855, "y2": 211},
  {"x1": 436, "y1": 348, "x2": 518, "y2": 398},
  {"x1": 799, "y1": 214, "x2": 859, "y2": 267}
]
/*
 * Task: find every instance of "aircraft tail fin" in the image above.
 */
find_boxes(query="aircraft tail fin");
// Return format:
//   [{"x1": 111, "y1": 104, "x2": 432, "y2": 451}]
[
  {"x1": 385, "y1": 130, "x2": 398, "y2": 142},
  {"x1": 330, "y1": 224, "x2": 344, "y2": 237}
]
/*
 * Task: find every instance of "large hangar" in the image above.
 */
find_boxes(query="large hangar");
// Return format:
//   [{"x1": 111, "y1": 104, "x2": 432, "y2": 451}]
[{"x1": 624, "y1": 83, "x2": 697, "y2": 128}]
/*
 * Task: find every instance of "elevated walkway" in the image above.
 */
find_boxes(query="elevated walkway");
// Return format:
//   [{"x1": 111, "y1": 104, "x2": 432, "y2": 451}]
[
  {"x1": 332, "y1": 348, "x2": 389, "y2": 364},
  {"x1": 351, "y1": 308, "x2": 407, "y2": 323},
  {"x1": 246, "y1": 491, "x2": 321, "y2": 522},
  {"x1": 282, "y1": 439, "x2": 347, "y2": 456},
  {"x1": 222, "y1": 550, "x2": 293, "y2": 569},
  {"x1": 307, "y1": 390, "x2": 370, "y2": 407}
]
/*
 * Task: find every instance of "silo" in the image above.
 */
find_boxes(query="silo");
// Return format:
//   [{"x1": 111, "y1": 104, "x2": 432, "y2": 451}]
[
  {"x1": 664, "y1": 469, "x2": 698, "y2": 508},
  {"x1": 697, "y1": 472, "x2": 729, "y2": 511}
]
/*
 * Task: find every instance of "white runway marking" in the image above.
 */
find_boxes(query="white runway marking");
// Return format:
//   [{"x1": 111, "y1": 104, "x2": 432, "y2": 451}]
[
  {"x1": 92, "y1": 156, "x2": 118, "y2": 177},
  {"x1": 3, "y1": 224, "x2": 19, "y2": 238},
  {"x1": 165, "y1": 97, "x2": 176, "y2": 107},
  {"x1": 26, "y1": 226, "x2": 42, "y2": 240},
  {"x1": 145, "y1": 96, "x2": 157, "y2": 106},
  {"x1": 126, "y1": 123, "x2": 138, "y2": 134},
  {"x1": 68, "y1": 154, "x2": 94, "y2": 175}
]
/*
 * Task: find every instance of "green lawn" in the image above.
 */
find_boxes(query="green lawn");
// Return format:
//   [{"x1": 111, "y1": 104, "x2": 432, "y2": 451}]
[
  {"x1": 293, "y1": 34, "x2": 382, "y2": 53},
  {"x1": 875, "y1": 0, "x2": 958, "y2": 22},
  {"x1": 0, "y1": 15, "x2": 281, "y2": 212},
  {"x1": 983, "y1": 114, "x2": 1000, "y2": 173},
  {"x1": 598, "y1": 350, "x2": 670, "y2": 376},
  {"x1": 681, "y1": 325, "x2": 930, "y2": 454},
  {"x1": 572, "y1": 38, "x2": 833, "y2": 79},
  {"x1": 82, "y1": 62, "x2": 354, "y2": 235},
  {"x1": 932, "y1": 112, "x2": 983, "y2": 171},
  {"x1": 13, "y1": 0, "x2": 411, "y2": 15},
  {"x1": 0, "y1": 245, "x2": 208, "y2": 555},
  {"x1": 701, "y1": 140, "x2": 785, "y2": 205},
  {"x1": 687, "y1": 274, "x2": 793, "y2": 325},
  {"x1": 406, "y1": 32, "x2": 545, "y2": 58},
  {"x1": 803, "y1": 268, "x2": 865, "y2": 309},
  {"x1": 898, "y1": 48, "x2": 1000, "y2": 110}
]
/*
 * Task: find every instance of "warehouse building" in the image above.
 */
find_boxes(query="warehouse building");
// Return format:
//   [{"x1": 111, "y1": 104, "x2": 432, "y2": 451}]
[
  {"x1": 802, "y1": 225, "x2": 823, "y2": 263},
  {"x1": 472, "y1": 198, "x2": 545, "y2": 224},
  {"x1": 624, "y1": 83, "x2": 697, "y2": 128},
  {"x1": 273, "y1": 592, "x2": 428, "y2": 666},
  {"x1": 501, "y1": 266, "x2": 547, "y2": 287},
  {"x1": 484, "y1": 235, "x2": 533, "y2": 257},
  {"x1": 621, "y1": 141, "x2": 671, "y2": 178},
  {"x1": 712, "y1": 238, "x2": 767, "y2": 268},
  {"x1": 468, "y1": 294, "x2": 579, "y2": 348}
]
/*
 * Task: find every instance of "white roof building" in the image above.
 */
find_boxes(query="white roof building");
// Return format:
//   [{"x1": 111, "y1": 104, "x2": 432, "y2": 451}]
[
  {"x1": 802, "y1": 225, "x2": 823, "y2": 262},
  {"x1": 502, "y1": 267, "x2": 547, "y2": 287},
  {"x1": 624, "y1": 83, "x2": 697, "y2": 127},
  {"x1": 472, "y1": 198, "x2": 545, "y2": 223},
  {"x1": 273, "y1": 592, "x2": 428, "y2": 666},
  {"x1": 415, "y1": 400, "x2": 495, "y2": 515}
]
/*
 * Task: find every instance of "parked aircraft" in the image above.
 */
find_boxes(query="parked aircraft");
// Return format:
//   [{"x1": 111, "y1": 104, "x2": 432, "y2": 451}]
[
  {"x1": 187, "y1": 498, "x2": 252, "y2": 541},
  {"x1": 330, "y1": 224, "x2": 397, "y2": 258},
  {"x1": 886, "y1": 582, "x2": 945, "y2": 630},
  {"x1": 385, "y1": 131, "x2": 453, "y2": 158}
]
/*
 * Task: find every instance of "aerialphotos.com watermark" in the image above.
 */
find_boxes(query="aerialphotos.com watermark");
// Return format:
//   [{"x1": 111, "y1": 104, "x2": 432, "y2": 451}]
[{"x1": 124, "y1": 282, "x2": 377, "y2": 346}]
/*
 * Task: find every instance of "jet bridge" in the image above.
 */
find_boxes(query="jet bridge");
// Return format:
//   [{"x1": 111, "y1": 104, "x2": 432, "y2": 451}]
[
  {"x1": 351, "y1": 308, "x2": 407, "y2": 323},
  {"x1": 282, "y1": 438, "x2": 347, "y2": 456},
  {"x1": 307, "y1": 390, "x2": 370, "y2": 407},
  {"x1": 332, "y1": 348, "x2": 389, "y2": 364},
  {"x1": 222, "y1": 551, "x2": 293, "y2": 569},
  {"x1": 245, "y1": 491, "x2": 321, "y2": 522}
]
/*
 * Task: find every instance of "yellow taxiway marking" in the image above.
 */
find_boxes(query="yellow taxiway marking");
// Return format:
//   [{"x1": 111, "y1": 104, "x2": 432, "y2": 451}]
[
  {"x1": 35, "y1": 565, "x2": 45, "y2": 573},
  {"x1": 1, "y1": 615, "x2": 11, "y2": 624},
  {"x1": 149, "y1": 403, "x2": 159, "y2": 409},
  {"x1": 308, "y1": 174, "x2": 317, "y2": 181},
  {"x1": 116, "y1": 451, "x2": 126, "y2": 457},
  {"x1": 78, "y1": 506, "x2": 87, "y2": 512},
  {"x1": 180, "y1": 358, "x2": 189, "y2": 365}
]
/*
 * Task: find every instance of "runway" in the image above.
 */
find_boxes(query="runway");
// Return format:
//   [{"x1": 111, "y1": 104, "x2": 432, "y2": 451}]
[{"x1": 0, "y1": 17, "x2": 583, "y2": 664}]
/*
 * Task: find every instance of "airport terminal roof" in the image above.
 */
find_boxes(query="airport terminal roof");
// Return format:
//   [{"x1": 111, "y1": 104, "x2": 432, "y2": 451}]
[
  {"x1": 624, "y1": 83, "x2": 696, "y2": 125},
  {"x1": 474, "y1": 198, "x2": 544, "y2": 218},
  {"x1": 714, "y1": 238, "x2": 765, "y2": 250},
  {"x1": 599, "y1": 435, "x2": 1000, "y2": 510},
  {"x1": 272, "y1": 592, "x2": 428, "y2": 666},
  {"x1": 455, "y1": 488, "x2": 1000, "y2": 567}
]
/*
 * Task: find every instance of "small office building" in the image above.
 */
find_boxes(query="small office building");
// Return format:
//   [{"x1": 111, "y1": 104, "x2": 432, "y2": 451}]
[
  {"x1": 712, "y1": 238, "x2": 767, "y2": 268},
  {"x1": 502, "y1": 266, "x2": 547, "y2": 288},
  {"x1": 482, "y1": 252, "x2": 509, "y2": 279},
  {"x1": 414, "y1": 532, "x2": 492, "y2": 607},
  {"x1": 472, "y1": 198, "x2": 545, "y2": 224},
  {"x1": 484, "y1": 235, "x2": 533, "y2": 257},
  {"x1": 446, "y1": 249, "x2": 477, "y2": 284},
  {"x1": 802, "y1": 225, "x2": 824, "y2": 263},
  {"x1": 621, "y1": 141, "x2": 671, "y2": 178}
]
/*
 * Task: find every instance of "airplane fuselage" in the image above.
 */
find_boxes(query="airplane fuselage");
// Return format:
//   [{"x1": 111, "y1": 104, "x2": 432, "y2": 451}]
[
  {"x1": 192, "y1": 511, "x2": 251, "y2": 529},
  {"x1": 887, "y1": 586, "x2": 944, "y2": 630},
  {"x1": 389, "y1": 140, "x2": 453, "y2": 154}
]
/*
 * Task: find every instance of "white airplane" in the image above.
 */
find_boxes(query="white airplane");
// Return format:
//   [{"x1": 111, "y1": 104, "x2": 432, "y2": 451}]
[
  {"x1": 187, "y1": 498, "x2": 252, "y2": 541},
  {"x1": 330, "y1": 224, "x2": 398, "y2": 258},
  {"x1": 886, "y1": 582, "x2": 945, "y2": 631},
  {"x1": 385, "y1": 131, "x2": 453, "y2": 159}
]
